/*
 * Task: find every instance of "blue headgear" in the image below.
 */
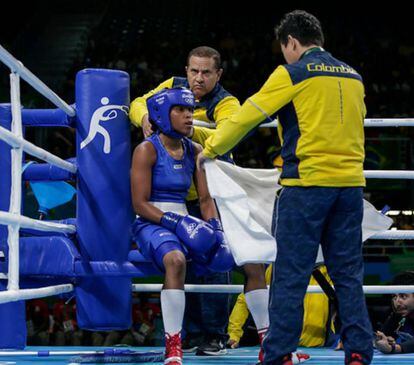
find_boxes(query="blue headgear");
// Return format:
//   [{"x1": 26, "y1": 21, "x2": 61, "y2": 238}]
[{"x1": 147, "y1": 87, "x2": 195, "y2": 138}]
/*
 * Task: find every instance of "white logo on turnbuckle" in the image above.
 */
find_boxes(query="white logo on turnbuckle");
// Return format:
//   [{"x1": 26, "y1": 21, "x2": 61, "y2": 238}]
[{"x1": 80, "y1": 97, "x2": 129, "y2": 154}]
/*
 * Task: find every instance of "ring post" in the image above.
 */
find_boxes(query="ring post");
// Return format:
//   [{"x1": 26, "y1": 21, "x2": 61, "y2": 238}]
[
  {"x1": 75, "y1": 69, "x2": 133, "y2": 330},
  {"x1": 0, "y1": 104, "x2": 26, "y2": 348}
]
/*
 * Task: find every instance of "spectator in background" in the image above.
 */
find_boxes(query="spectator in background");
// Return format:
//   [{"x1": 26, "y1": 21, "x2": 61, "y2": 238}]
[
  {"x1": 52, "y1": 298, "x2": 83, "y2": 346},
  {"x1": 375, "y1": 271, "x2": 414, "y2": 354},
  {"x1": 26, "y1": 299, "x2": 50, "y2": 346},
  {"x1": 103, "y1": 294, "x2": 159, "y2": 346}
]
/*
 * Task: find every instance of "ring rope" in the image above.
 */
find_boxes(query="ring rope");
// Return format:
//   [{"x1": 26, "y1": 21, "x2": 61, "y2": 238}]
[
  {"x1": 261, "y1": 119, "x2": 414, "y2": 128},
  {"x1": 0, "y1": 211, "x2": 76, "y2": 234},
  {"x1": 0, "y1": 125, "x2": 77, "y2": 173},
  {"x1": 7, "y1": 72, "x2": 23, "y2": 290},
  {"x1": 194, "y1": 119, "x2": 414, "y2": 129},
  {"x1": 0, "y1": 45, "x2": 75, "y2": 116},
  {"x1": 132, "y1": 284, "x2": 414, "y2": 295},
  {"x1": 369, "y1": 230, "x2": 414, "y2": 240},
  {"x1": 3, "y1": 283, "x2": 413, "y2": 301},
  {"x1": 364, "y1": 170, "x2": 414, "y2": 179},
  {"x1": 0, "y1": 284, "x2": 74, "y2": 305}
]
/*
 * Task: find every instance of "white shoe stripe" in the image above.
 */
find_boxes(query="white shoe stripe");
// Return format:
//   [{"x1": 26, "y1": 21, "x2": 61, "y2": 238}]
[{"x1": 164, "y1": 356, "x2": 182, "y2": 364}]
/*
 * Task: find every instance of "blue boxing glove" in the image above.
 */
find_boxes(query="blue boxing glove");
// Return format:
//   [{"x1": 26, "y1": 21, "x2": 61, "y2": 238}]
[
  {"x1": 208, "y1": 218, "x2": 226, "y2": 249},
  {"x1": 207, "y1": 243, "x2": 235, "y2": 273},
  {"x1": 160, "y1": 212, "x2": 216, "y2": 255},
  {"x1": 206, "y1": 218, "x2": 235, "y2": 273}
]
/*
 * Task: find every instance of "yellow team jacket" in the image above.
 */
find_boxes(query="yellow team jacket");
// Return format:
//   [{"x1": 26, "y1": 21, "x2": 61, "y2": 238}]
[
  {"x1": 227, "y1": 265, "x2": 333, "y2": 347},
  {"x1": 203, "y1": 48, "x2": 366, "y2": 187}
]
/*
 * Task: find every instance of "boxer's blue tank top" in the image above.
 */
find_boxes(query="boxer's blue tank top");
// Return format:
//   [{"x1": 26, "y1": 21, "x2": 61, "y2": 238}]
[{"x1": 147, "y1": 133, "x2": 195, "y2": 203}]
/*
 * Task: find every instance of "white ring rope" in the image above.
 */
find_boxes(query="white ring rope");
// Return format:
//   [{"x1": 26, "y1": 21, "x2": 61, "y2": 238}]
[
  {"x1": 364, "y1": 170, "x2": 414, "y2": 179},
  {"x1": 7, "y1": 73, "x2": 24, "y2": 290},
  {"x1": 0, "y1": 125, "x2": 76, "y2": 173},
  {"x1": 2, "y1": 283, "x2": 414, "y2": 302},
  {"x1": 364, "y1": 119, "x2": 414, "y2": 127},
  {"x1": 132, "y1": 284, "x2": 414, "y2": 295},
  {"x1": 194, "y1": 119, "x2": 414, "y2": 128},
  {"x1": 0, "y1": 284, "x2": 74, "y2": 305},
  {"x1": 0, "y1": 45, "x2": 75, "y2": 116},
  {"x1": 369, "y1": 230, "x2": 414, "y2": 240},
  {"x1": 0, "y1": 211, "x2": 76, "y2": 234}
]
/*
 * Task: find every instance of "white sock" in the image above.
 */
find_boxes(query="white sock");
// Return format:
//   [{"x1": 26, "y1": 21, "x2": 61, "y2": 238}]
[
  {"x1": 161, "y1": 289, "x2": 185, "y2": 335},
  {"x1": 245, "y1": 288, "x2": 269, "y2": 333}
]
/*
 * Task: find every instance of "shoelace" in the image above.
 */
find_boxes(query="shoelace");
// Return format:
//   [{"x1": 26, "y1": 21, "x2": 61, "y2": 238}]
[
  {"x1": 282, "y1": 352, "x2": 311, "y2": 365},
  {"x1": 166, "y1": 333, "x2": 182, "y2": 356},
  {"x1": 293, "y1": 352, "x2": 311, "y2": 363}
]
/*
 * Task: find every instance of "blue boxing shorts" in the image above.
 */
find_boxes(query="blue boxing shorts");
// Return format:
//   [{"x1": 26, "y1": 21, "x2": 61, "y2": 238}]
[{"x1": 131, "y1": 217, "x2": 188, "y2": 272}]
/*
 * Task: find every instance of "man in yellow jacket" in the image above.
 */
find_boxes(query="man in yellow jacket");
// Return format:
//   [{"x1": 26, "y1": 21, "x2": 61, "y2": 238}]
[{"x1": 129, "y1": 46, "x2": 240, "y2": 149}]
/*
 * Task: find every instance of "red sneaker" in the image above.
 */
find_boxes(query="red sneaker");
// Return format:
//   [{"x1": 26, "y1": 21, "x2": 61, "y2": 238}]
[
  {"x1": 257, "y1": 327, "x2": 268, "y2": 363},
  {"x1": 346, "y1": 352, "x2": 364, "y2": 365},
  {"x1": 165, "y1": 332, "x2": 183, "y2": 365},
  {"x1": 281, "y1": 352, "x2": 311, "y2": 365},
  {"x1": 292, "y1": 352, "x2": 311, "y2": 364},
  {"x1": 255, "y1": 351, "x2": 310, "y2": 365}
]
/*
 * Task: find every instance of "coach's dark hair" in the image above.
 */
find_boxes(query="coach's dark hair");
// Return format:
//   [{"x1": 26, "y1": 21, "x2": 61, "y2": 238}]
[
  {"x1": 275, "y1": 10, "x2": 324, "y2": 47},
  {"x1": 187, "y1": 46, "x2": 222, "y2": 70}
]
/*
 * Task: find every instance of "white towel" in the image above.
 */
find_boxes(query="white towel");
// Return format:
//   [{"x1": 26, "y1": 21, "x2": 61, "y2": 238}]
[{"x1": 205, "y1": 160, "x2": 393, "y2": 266}]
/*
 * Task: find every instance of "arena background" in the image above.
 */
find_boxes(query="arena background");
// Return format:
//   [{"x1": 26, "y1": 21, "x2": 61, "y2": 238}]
[{"x1": 0, "y1": 0, "x2": 413, "y2": 347}]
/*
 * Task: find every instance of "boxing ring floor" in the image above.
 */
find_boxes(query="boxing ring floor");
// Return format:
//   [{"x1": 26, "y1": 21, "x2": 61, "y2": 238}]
[{"x1": 1, "y1": 347, "x2": 414, "y2": 364}]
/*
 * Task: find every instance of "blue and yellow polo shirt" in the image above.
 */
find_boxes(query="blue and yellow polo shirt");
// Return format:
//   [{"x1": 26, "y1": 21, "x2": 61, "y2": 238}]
[{"x1": 203, "y1": 48, "x2": 366, "y2": 187}]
